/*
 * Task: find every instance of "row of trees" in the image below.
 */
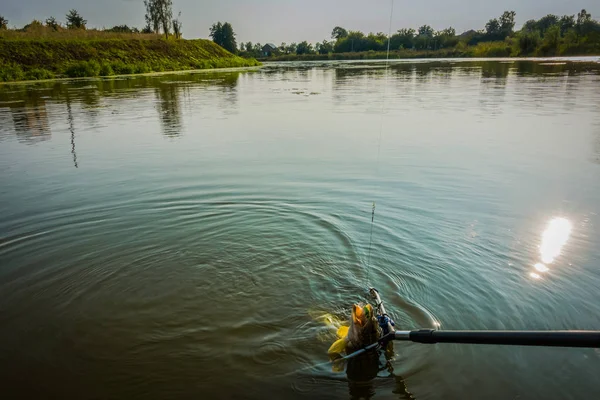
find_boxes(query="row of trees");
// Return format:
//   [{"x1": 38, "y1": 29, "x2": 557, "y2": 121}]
[
  {"x1": 0, "y1": 10, "x2": 87, "y2": 31},
  {"x1": 232, "y1": 9, "x2": 599, "y2": 57},
  {"x1": 1, "y1": 1, "x2": 183, "y2": 39}
]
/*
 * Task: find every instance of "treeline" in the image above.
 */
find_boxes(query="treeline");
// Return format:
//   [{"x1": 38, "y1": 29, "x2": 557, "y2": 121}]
[
  {"x1": 0, "y1": 1, "x2": 182, "y2": 39},
  {"x1": 237, "y1": 9, "x2": 599, "y2": 59}
]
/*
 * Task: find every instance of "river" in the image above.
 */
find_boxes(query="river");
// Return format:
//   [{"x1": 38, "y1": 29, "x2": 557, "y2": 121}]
[{"x1": 1, "y1": 58, "x2": 600, "y2": 399}]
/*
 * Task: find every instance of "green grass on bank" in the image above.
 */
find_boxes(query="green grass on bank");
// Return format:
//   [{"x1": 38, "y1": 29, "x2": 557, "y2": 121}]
[{"x1": 0, "y1": 38, "x2": 260, "y2": 82}]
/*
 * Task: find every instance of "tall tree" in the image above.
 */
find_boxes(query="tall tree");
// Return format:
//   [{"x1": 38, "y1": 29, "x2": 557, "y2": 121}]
[
  {"x1": 144, "y1": 0, "x2": 172, "y2": 37},
  {"x1": 0, "y1": 15, "x2": 8, "y2": 30},
  {"x1": 66, "y1": 9, "x2": 86, "y2": 29},
  {"x1": 536, "y1": 14, "x2": 559, "y2": 35},
  {"x1": 221, "y1": 23, "x2": 237, "y2": 53},
  {"x1": 172, "y1": 11, "x2": 182, "y2": 39},
  {"x1": 499, "y1": 11, "x2": 516, "y2": 35},
  {"x1": 210, "y1": 22, "x2": 237, "y2": 53},
  {"x1": 144, "y1": 0, "x2": 160, "y2": 33},
  {"x1": 559, "y1": 15, "x2": 575, "y2": 35},
  {"x1": 210, "y1": 22, "x2": 223, "y2": 45},
  {"x1": 418, "y1": 25, "x2": 434, "y2": 37},
  {"x1": 485, "y1": 18, "x2": 500, "y2": 35},
  {"x1": 331, "y1": 26, "x2": 348, "y2": 40},
  {"x1": 577, "y1": 9, "x2": 592, "y2": 26},
  {"x1": 159, "y1": 0, "x2": 173, "y2": 39}
]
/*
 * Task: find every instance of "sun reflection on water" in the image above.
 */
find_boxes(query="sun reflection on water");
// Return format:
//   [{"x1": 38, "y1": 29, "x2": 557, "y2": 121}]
[{"x1": 530, "y1": 217, "x2": 572, "y2": 280}]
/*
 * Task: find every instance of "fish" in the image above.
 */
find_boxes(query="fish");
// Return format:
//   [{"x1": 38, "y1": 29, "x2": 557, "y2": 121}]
[{"x1": 328, "y1": 303, "x2": 381, "y2": 357}]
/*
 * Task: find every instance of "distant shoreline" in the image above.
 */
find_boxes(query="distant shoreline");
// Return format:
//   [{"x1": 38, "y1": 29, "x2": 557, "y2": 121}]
[{"x1": 257, "y1": 48, "x2": 600, "y2": 62}]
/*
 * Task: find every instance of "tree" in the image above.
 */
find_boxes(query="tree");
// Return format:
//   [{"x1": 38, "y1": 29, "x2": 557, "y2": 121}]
[
  {"x1": 296, "y1": 41, "x2": 314, "y2": 55},
  {"x1": 66, "y1": 9, "x2": 86, "y2": 30},
  {"x1": 172, "y1": 11, "x2": 182, "y2": 39},
  {"x1": 331, "y1": 26, "x2": 348, "y2": 40},
  {"x1": 499, "y1": 11, "x2": 516, "y2": 35},
  {"x1": 577, "y1": 9, "x2": 592, "y2": 27},
  {"x1": 286, "y1": 42, "x2": 297, "y2": 54},
  {"x1": 279, "y1": 42, "x2": 286, "y2": 53},
  {"x1": 522, "y1": 19, "x2": 537, "y2": 32},
  {"x1": 485, "y1": 18, "x2": 500, "y2": 35},
  {"x1": 221, "y1": 23, "x2": 237, "y2": 53},
  {"x1": 144, "y1": 0, "x2": 172, "y2": 37},
  {"x1": 210, "y1": 22, "x2": 223, "y2": 45},
  {"x1": 141, "y1": 25, "x2": 153, "y2": 34},
  {"x1": 45, "y1": 16, "x2": 60, "y2": 31},
  {"x1": 559, "y1": 15, "x2": 575, "y2": 35},
  {"x1": 418, "y1": 25, "x2": 434, "y2": 37},
  {"x1": 144, "y1": 0, "x2": 160, "y2": 33},
  {"x1": 518, "y1": 30, "x2": 541, "y2": 54},
  {"x1": 540, "y1": 24, "x2": 561, "y2": 54},
  {"x1": 244, "y1": 41, "x2": 253, "y2": 52},
  {"x1": 159, "y1": 0, "x2": 173, "y2": 39},
  {"x1": 318, "y1": 40, "x2": 334, "y2": 54},
  {"x1": 210, "y1": 22, "x2": 237, "y2": 53},
  {"x1": 536, "y1": 14, "x2": 559, "y2": 36},
  {"x1": 0, "y1": 15, "x2": 7, "y2": 30},
  {"x1": 390, "y1": 28, "x2": 415, "y2": 49}
]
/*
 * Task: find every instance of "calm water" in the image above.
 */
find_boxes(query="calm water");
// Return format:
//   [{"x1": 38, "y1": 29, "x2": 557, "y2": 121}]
[{"x1": 1, "y1": 58, "x2": 600, "y2": 399}]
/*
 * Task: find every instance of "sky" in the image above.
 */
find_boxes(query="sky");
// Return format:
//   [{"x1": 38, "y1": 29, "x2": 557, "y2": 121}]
[{"x1": 3, "y1": 0, "x2": 599, "y2": 44}]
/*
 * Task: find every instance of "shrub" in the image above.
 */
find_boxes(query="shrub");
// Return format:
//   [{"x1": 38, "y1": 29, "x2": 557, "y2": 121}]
[
  {"x1": 0, "y1": 64, "x2": 25, "y2": 81},
  {"x1": 99, "y1": 62, "x2": 114, "y2": 76},
  {"x1": 111, "y1": 61, "x2": 135, "y2": 75},
  {"x1": 64, "y1": 60, "x2": 101, "y2": 77},
  {"x1": 24, "y1": 68, "x2": 54, "y2": 80}
]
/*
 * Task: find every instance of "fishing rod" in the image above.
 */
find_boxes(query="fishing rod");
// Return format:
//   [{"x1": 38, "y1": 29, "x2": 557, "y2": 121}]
[{"x1": 365, "y1": 288, "x2": 600, "y2": 352}]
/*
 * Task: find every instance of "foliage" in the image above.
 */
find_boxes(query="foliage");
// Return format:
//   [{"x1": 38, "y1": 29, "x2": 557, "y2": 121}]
[
  {"x1": 106, "y1": 25, "x2": 140, "y2": 33},
  {"x1": 0, "y1": 38, "x2": 260, "y2": 82},
  {"x1": 517, "y1": 30, "x2": 541, "y2": 55},
  {"x1": 172, "y1": 12, "x2": 182, "y2": 39},
  {"x1": 144, "y1": 0, "x2": 173, "y2": 38},
  {"x1": 45, "y1": 17, "x2": 60, "y2": 31},
  {"x1": 316, "y1": 40, "x2": 334, "y2": 54},
  {"x1": 331, "y1": 26, "x2": 348, "y2": 40},
  {"x1": 210, "y1": 22, "x2": 237, "y2": 54},
  {"x1": 66, "y1": 9, "x2": 87, "y2": 30},
  {"x1": 0, "y1": 64, "x2": 24, "y2": 81},
  {"x1": 24, "y1": 68, "x2": 55, "y2": 80},
  {"x1": 296, "y1": 41, "x2": 314, "y2": 55},
  {"x1": 144, "y1": 0, "x2": 161, "y2": 33},
  {"x1": 0, "y1": 15, "x2": 8, "y2": 30},
  {"x1": 247, "y1": 8, "x2": 600, "y2": 60}
]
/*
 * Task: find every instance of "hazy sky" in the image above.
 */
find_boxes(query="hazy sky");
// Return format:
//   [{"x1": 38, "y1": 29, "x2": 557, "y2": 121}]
[{"x1": 3, "y1": 0, "x2": 599, "y2": 44}]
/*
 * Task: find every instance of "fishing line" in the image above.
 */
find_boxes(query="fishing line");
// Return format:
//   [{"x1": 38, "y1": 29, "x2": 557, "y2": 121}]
[{"x1": 366, "y1": 0, "x2": 394, "y2": 288}]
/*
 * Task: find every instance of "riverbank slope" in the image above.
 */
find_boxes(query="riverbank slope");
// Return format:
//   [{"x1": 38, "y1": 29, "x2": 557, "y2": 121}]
[{"x1": 0, "y1": 38, "x2": 260, "y2": 82}]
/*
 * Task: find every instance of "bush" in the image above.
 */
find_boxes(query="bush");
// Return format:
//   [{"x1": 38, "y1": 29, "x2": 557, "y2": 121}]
[
  {"x1": 24, "y1": 68, "x2": 54, "y2": 80},
  {"x1": 134, "y1": 62, "x2": 150, "y2": 74},
  {"x1": 64, "y1": 60, "x2": 101, "y2": 77},
  {"x1": 518, "y1": 31, "x2": 541, "y2": 55},
  {"x1": 110, "y1": 61, "x2": 135, "y2": 75},
  {"x1": 0, "y1": 64, "x2": 25, "y2": 81},
  {"x1": 99, "y1": 62, "x2": 114, "y2": 76}
]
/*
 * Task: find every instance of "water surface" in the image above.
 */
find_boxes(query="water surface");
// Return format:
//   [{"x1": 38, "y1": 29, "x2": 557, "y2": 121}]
[{"x1": 1, "y1": 58, "x2": 600, "y2": 399}]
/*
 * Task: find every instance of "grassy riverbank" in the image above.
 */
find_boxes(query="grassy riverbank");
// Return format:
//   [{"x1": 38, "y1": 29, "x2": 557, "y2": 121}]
[{"x1": 0, "y1": 38, "x2": 260, "y2": 82}]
